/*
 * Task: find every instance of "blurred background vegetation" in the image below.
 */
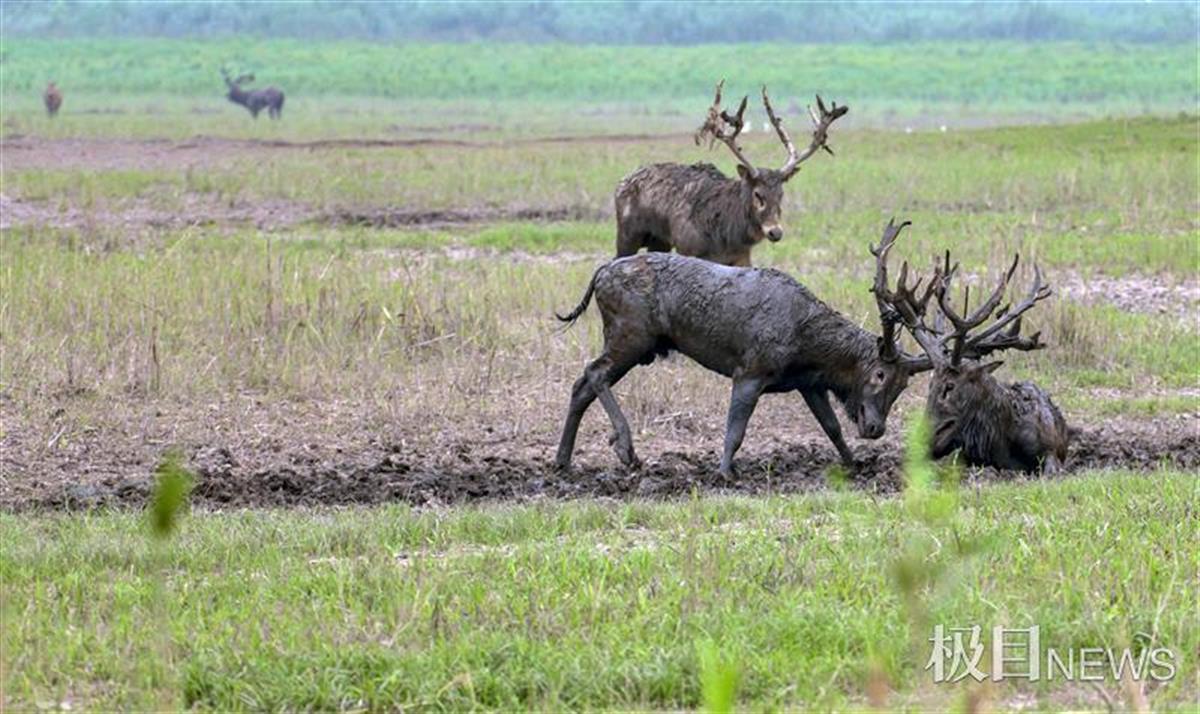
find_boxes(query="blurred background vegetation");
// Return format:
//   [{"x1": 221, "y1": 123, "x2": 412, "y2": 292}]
[{"x1": 3, "y1": 0, "x2": 1196, "y2": 43}]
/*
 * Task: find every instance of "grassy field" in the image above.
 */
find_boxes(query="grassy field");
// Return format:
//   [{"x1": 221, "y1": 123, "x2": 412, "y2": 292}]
[
  {"x1": 1, "y1": 39, "x2": 1196, "y2": 140},
  {"x1": 4, "y1": 117, "x2": 1196, "y2": 410},
  {"x1": 2, "y1": 44, "x2": 1198, "y2": 711},
  {"x1": 3, "y1": 465, "x2": 1196, "y2": 710}
]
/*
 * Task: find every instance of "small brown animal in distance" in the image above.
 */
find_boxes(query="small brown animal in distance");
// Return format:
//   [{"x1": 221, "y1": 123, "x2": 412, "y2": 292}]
[
  {"x1": 871, "y1": 221, "x2": 1071, "y2": 473},
  {"x1": 43, "y1": 82, "x2": 62, "y2": 117},
  {"x1": 613, "y1": 80, "x2": 848, "y2": 266},
  {"x1": 554, "y1": 220, "x2": 936, "y2": 478}
]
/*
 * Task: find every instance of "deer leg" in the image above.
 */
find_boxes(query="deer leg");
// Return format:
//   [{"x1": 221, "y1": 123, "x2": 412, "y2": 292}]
[
  {"x1": 555, "y1": 355, "x2": 639, "y2": 470},
  {"x1": 800, "y1": 389, "x2": 857, "y2": 468},
  {"x1": 614, "y1": 220, "x2": 638, "y2": 257},
  {"x1": 556, "y1": 374, "x2": 596, "y2": 470},
  {"x1": 587, "y1": 358, "x2": 639, "y2": 468},
  {"x1": 719, "y1": 377, "x2": 766, "y2": 478}
]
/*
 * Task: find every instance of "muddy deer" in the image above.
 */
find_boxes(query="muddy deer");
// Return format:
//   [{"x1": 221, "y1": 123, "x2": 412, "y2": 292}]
[
  {"x1": 613, "y1": 81, "x2": 848, "y2": 266},
  {"x1": 43, "y1": 82, "x2": 62, "y2": 117},
  {"x1": 554, "y1": 220, "x2": 932, "y2": 478},
  {"x1": 871, "y1": 224, "x2": 1070, "y2": 473},
  {"x1": 221, "y1": 69, "x2": 285, "y2": 120}
]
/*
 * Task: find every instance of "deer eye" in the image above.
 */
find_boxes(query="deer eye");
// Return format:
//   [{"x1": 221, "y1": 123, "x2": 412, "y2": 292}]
[
  {"x1": 874, "y1": 369, "x2": 886, "y2": 381},
  {"x1": 753, "y1": 192, "x2": 765, "y2": 208}
]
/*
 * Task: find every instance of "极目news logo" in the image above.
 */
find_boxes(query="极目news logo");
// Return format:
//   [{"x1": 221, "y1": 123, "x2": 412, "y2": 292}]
[{"x1": 926, "y1": 625, "x2": 1177, "y2": 683}]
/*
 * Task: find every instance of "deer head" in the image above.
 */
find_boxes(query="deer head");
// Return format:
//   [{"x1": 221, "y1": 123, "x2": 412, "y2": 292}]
[
  {"x1": 693, "y1": 80, "x2": 848, "y2": 244},
  {"x1": 220, "y1": 68, "x2": 256, "y2": 98},
  {"x1": 840, "y1": 219, "x2": 939, "y2": 439}
]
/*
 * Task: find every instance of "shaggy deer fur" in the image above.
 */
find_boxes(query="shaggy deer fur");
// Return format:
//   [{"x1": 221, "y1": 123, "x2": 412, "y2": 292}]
[{"x1": 614, "y1": 81, "x2": 847, "y2": 266}]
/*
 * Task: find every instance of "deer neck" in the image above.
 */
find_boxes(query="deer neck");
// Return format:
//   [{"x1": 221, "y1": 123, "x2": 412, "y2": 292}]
[
  {"x1": 956, "y1": 376, "x2": 1017, "y2": 452},
  {"x1": 805, "y1": 316, "x2": 879, "y2": 408}
]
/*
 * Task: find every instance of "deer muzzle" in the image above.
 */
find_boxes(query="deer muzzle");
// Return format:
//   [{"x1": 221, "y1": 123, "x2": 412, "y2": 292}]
[
  {"x1": 857, "y1": 405, "x2": 886, "y2": 440},
  {"x1": 764, "y1": 224, "x2": 784, "y2": 242}
]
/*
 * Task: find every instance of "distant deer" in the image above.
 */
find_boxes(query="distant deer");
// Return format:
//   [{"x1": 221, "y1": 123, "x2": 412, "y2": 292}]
[
  {"x1": 614, "y1": 80, "x2": 848, "y2": 266},
  {"x1": 554, "y1": 220, "x2": 935, "y2": 478},
  {"x1": 871, "y1": 223, "x2": 1071, "y2": 473},
  {"x1": 43, "y1": 82, "x2": 62, "y2": 117},
  {"x1": 221, "y1": 69, "x2": 284, "y2": 120}
]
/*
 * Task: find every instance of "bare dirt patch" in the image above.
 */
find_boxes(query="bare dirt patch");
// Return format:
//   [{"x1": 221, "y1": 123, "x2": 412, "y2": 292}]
[
  {"x1": 1, "y1": 133, "x2": 684, "y2": 173},
  {"x1": 0, "y1": 192, "x2": 313, "y2": 232},
  {"x1": 324, "y1": 204, "x2": 605, "y2": 229},
  {"x1": 1058, "y1": 270, "x2": 1200, "y2": 317},
  {"x1": 0, "y1": 192, "x2": 604, "y2": 233}
]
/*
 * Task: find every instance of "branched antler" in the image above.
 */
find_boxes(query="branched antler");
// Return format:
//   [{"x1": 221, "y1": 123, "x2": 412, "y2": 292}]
[
  {"x1": 935, "y1": 253, "x2": 1052, "y2": 364},
  {"x1": 869, "y1": 218, "x2": 944, "y2": 368},
  {"x1": 765, "y1": 90, "x2": 849, "y2": 179},
  {"x1": 694, "y1": 79, "x2": 756, "y2": 177},
  {"x1": 697, "y1": 81, "x2": 849, "y2": 181}
]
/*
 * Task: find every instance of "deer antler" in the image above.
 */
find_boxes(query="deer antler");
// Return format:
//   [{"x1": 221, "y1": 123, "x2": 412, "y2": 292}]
[
  {"x1": 765, "y1": 90, "x2": 849, "y2": 179},
  {"x1": 936, "y1": 254, "x2": 1052, "y2": 365},
  {"x1": 695, "y1": 79, "x2": 757, "y2": 178},
  {"x1": 869, "y1": 218, "x2": 944, "y2": 368}
]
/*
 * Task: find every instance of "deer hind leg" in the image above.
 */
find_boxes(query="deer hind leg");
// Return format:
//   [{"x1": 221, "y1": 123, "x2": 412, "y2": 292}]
[
  {"x1": 555, "y1": 373, "x2": 596, "y2": 469},
  {"x1": 555, "y1": 348, "x2": 644, "y2": 470},
  {"x1": 587, "y1": 356, "x2": 640, "y2": 468}
]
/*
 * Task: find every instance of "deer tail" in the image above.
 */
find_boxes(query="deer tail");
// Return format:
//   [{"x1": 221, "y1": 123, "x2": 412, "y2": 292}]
[{"x1": 555, "y1": 264, "x2": 603, "y2": 326}]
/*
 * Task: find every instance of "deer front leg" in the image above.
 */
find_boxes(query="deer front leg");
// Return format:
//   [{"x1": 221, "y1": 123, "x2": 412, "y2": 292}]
[
  {"x1": 800, "y1": 389, "x2": 857, "y2": 468},
  {"x1": 720, "y1": 377, "x2": 765, "y2": 478}
]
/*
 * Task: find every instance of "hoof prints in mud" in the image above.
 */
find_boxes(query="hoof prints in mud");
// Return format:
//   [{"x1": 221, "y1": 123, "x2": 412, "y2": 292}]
[{"x1": 35, "y1": 425, "x2": 1200, "y2": 511}]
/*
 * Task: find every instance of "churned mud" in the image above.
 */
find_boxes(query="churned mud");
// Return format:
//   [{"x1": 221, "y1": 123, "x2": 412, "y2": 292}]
[{"x1": 2, "y1": 393, "x2": 1195, "y2": 512}]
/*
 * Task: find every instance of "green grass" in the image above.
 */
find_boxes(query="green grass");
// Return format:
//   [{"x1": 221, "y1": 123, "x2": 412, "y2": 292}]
[
  {"x1": 2, "y1": 120, "x2": 1195, "y2": 438},
  {"x1": 3, "y1": 218, "x2": 1195, "y2": 406},
  {"x1": 2, "y1": 469, "x2": 1195, "y2": 711},
  {"x1": 1, "y1": 40, "x2": 1196, "y2": 141},
  {"x1": 5, "y1": 39, "x2": 1194, "y2": 106},
  {"x1": 5, "y1": 118, "x2": 1196, "y2": 278}
]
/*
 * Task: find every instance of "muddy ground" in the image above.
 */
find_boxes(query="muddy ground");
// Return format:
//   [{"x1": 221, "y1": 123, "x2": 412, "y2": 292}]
[{"x1": 2, "y1": 387, "x2": 1196, "y2": 511}]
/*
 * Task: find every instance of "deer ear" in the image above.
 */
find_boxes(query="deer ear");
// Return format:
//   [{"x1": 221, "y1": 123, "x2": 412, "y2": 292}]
[
  {"x1": 736, "y1": 164, "x2": 754, "y2": 181},
  {"x1": 978, "y1": 360, "x2": 1004, "y2": 375}
]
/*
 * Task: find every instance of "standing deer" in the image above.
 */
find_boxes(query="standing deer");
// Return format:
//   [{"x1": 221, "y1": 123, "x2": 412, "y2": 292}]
[
  {"x1": 554, "y1": 220, "x2": 933, "y2": 478},
  {"x1": 221, "y1": 69, "x2": 285, "y2": 120},
  {"x1": 43, "y1": 82, "x2": 62, "y2": 117},
  {"x1": 613, "y1": 81, "x2": 848, "y2": 266},
  {"x1": 871, "y1": 224, "x2": 1071, "y2": 473}
]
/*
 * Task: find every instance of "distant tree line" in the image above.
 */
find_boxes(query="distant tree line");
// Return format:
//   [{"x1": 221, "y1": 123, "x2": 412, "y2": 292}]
[{"x1": 2, "y1": 1, "x2": 1195, "y2": 44}]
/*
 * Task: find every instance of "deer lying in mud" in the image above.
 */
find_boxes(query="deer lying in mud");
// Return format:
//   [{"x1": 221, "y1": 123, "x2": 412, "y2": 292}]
[
  {"x1": 554, "y1": 221, "x2": 933, "y2": 478},
  {"x1": 221, "y1": 69, "x2": 285, "y2": 119},
  {"x1": 871, "y1": 223, "x2": 1071, "y2": 473},
  {"x1": 43, "y1": 82, "x2": 62, "y2": 117},
  {"x1": 613, "y1": 81, "x2": 848, "y2": 266}
]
